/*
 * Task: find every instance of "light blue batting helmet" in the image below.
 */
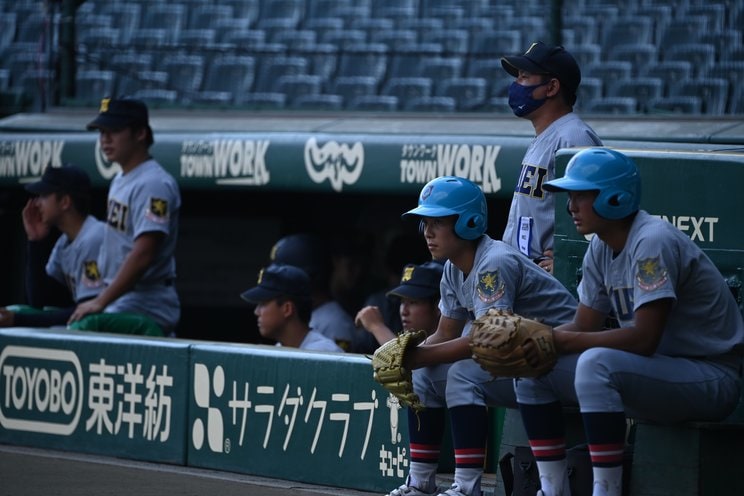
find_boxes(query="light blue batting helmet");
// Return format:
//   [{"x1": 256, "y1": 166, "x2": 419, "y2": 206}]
[
  {"x1": 402, "y1": 176, "x2": 487, "y2": 240},
  {"x1": 544, "y1": 147, "x2": 641, "y2": 219}
]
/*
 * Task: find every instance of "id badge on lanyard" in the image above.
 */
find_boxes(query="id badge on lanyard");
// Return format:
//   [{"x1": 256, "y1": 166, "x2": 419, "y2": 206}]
[{"x1": 518, "y1": 216, "x2": 532, "y2": 257}]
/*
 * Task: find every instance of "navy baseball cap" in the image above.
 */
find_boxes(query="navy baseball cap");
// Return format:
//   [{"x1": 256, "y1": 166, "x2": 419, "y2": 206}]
[
  {"x1": 501, "y1": 41, "x2": 581, "y2": 101},
  {"x1": 25, "y1": 164, "x2": 91, "y2": 195},
  {"x1": 86, "y1": 97, "x2": 150, "y2": 131},
  {"x1": 387, "y1": 261, "x2": 444, "y2": 300},
  {"x1": 270, "y1": 233, "x2": 330, "y2": 277},
  {"x1": 240, "y1": 263, "x2": 312, "y2": 304}
]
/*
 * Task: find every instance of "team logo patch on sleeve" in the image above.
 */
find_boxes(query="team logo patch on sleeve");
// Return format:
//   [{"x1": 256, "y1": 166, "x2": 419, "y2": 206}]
[
  {"x1": 146, "y1": 197, "x2": 169, "y2": 223},
  {"x1": 82, "y1": 260, "x2": 103, "y2": 288},
  {"x1": 477, "y1": 270, "x2": 505, "y2": 303},
  {"x1": 636, "y1": 256, "x2": 668, "y2": 291}
]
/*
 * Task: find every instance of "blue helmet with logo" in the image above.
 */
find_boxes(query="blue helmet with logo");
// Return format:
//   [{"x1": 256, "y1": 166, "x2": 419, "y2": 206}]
[
  {"x1": 402, "y1": 176, "x2": 487, "y2": 240},
  {"x1": 544, "y1": 147, "x2": 641, "y2": 220}
]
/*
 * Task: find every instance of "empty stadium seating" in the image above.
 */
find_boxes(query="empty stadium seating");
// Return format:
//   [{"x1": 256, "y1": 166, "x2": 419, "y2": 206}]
[{"x1": 1, "y1": 0, "x2": 742, "y2": 115}]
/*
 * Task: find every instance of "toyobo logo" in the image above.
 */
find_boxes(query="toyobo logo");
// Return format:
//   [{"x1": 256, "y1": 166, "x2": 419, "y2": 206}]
[
  {"x1": 0, "y1": 346, "x2": 84, "y2": 435},
  {"x1": 192, "y1": 363, "x2": 225, "y2": 453}
]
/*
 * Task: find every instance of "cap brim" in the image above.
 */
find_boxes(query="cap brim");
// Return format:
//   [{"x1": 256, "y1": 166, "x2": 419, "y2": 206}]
[
  {"x1": 86, "y1": 114, "x2": 144, "y2": 131},
  {"x1": 24, "y1": 181, "x2": 57, "y2": 195},
  {"x1": 386, "y1": 285, "x2": 435, "y2": 300},
  {"x1": 543, "y1": 176, "x2": 601, "y2": 192},
  {"x1": 240, "y1": 286, "x2": 280, "y2": 304},
  {"x1": 501, "y1": 55, "x2": 547, "y2": 77}
]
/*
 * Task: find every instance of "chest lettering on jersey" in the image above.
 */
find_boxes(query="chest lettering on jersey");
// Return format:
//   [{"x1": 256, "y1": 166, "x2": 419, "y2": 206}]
[
  {"x1": 514, "y1": 164, "x2": 548, "y2": 199},
  {"x1": 107, "y1": 199, "x2": 128, "y2": 232},
  {"x1": 610, "y1": 286, "x2": 634, "y2": 322}
]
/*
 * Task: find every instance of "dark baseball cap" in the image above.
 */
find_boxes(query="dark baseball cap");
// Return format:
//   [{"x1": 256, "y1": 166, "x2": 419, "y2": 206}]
[
  {"x1": 240, "y1": 263, "x2": 312, "y2": 304},
  {"x1": 86, "y1": 97, "x2": 150, "y2": 131},
  {"x1": 501, "y1": 41, "x2": 581, "y2": 100},
  {"x1": 25, "y1": 164, "x2": 91, "y2": 196},
  {"x1": 270, "y1": 233, "x2": 330, "y2": 277},
  {"x1": 387, "y1": 260, "x2": 444, "y2": 300}
]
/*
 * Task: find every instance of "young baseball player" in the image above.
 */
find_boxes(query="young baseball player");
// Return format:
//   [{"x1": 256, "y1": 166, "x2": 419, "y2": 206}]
[
  {"x1": 500, "y1": 41, "x2": 603, "y2": 273},
  {"x1": 383, "y1": 176, "x2": 578, "y2": 496},
  {"x1": 355, "y1": 259, "x2": 444, "y2": 346},
  {"x1": 241, "y1": 263, "x2": 344, "y2": 352},
  {"x1": 0, "y1": 164, "x2": 104, "y2": 327},
  {"x1": 68, "y1": 98, "x2": 181, "y2": 335},
  {"x1": 515, "y1": 147, "x2": 744, "y2": 496}
]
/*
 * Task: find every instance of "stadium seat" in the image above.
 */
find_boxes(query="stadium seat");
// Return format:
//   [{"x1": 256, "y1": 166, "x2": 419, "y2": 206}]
[
  {"x1": 568, "y1": 43, "x2": 602, "y2": 69},
  {"x1": 709, "y1": 61, "x2": 744, "y2": 90},
  {"x1": 258, "y1": 0, "x2": 305, "y2": 30},
  {"x1": 347, "y1": 94, "x2": 398, "y2": 111},
  {"x1": 585, "y1": 61, "x2": 632, "y2": 87},
  {"x1": 421, "y1": 29, "x2": 470, "y2": 56},
  {"x1": 452, "y1": 17, "x2": 495, "y2": 36},
  {"x1": 420, "y1": 57, "x2": 463, "y2": 81},
  {"x1": 606, "y1": 77, "x2": 664, "y2": 113},
  {"x1": 336, "y1": 43, "x2": 388, "y2": 80},
  {"x1": 257, "y1": 18, "x2": 303, "y2": 44},
  {"x1": 388, "y1": 43, "x2": 443, "y2": 78},
  {"x1": 0, "y1": 69, "x2": 10, "y2": 90},
  {"x1": 435, "y1": 77, "x2": 487, "y2": 111},
  {"x1": 484, "y1": 96, "x2": 512, "y2": 113},
  {"x1": 662, "y1": 43, "x2": 716, "y2": 78},
  {"x1": 116, "y1": 70, "x2": 169, "y2": 99},
  {"x1": 177, "y1": 29, "x2": 217, "y2": 48},
  {"x1": 298, "y1": 43, "x2": 339, "y2": 81},
  {"x1": 381, "y1": 77, "x2": 433, "y2": 107},
  {"x1": 190, "y1": 91, "x2": 234, "y2": 107},
  {"x1": 601, "y1": 16, "x2": 654, "y2": 47},
  {"x1": 369, "y1": 29, "x2": 417, "y2": 51},
  {"x1": 700, "y1": 30, "x2": 742, "y2": 61},
  {"x1": 306, "y1": 0, "x2": 353, "y2": 19},
  {"x1": 646, "y1": 96, "x2": 703, "y2": 115},
  {"x1": 98, "y1": 3, "x2": 140, "y2": 44},
  {"x1": 221, "y1": 0, "x2": 260, "y2": 28},
  {"x1": 465, "y1": 58, "x2": 513, "y2": 98},
  {"x1": 469, "y1": 30, "x2": 522, "y2": 57},
  {"x1": 275, "y1": 74, "x2": 324, "y2": 105},
  {"x1": 668, "y1": 78, "x2": 729, "y2": 115},
  {"x1": 403, "y1": 95, "x2": 456, "y2": 112},
  {"x1": 561, "y1": 16, "x2": 598, "y2": 46},
  {"x1": 686, "y1": 4, "x2": 725, "y2": 32},
  {"x1": 163, "y1": 54, "x2": 205, "y2": 95},
  {"x1": 221, "y1": 29, "x2": 266, "y2": 48},
  {"x1": 303, "y1": 17, "x2": 345, "y2": 41},
  {"x1": 292, "y1": 93, "x2": 344, "y2": 110},
  {"x1": 575, "y1": 77, "x2": 603, "y2": 110},
  {"x1": 202, "y1": 55, "x2": 256, "y2": 100},
  {"x1": 729, "y1": 85, "x2": 744, "y2": 114},
  {"x1": 721, "y1": 46, "x2": 744, "y2": 62},
  {"x1": 606, "y1": 43, "x2": 657, "y2": 73},
  {"x1": 397, "y1": 17, "x2": 445, "y2": 38},
  {"x1": 329, "y1": 76, "x2": 379, "y2": 105},
  {"x1": 642, "y1": 61, "x2": 693, "y2": 90},
  {"x1": 349, "y1": 17, "x2": 395, "y2": 38},
  {"x1": 130, "y1": 29, "x2": 169, "y2": 49},
  {"x1": 188, "y1": 4, "x2": 234, "y2": 30},
  {"x1": 657, "y1": 16, "x2": 707, "y2": 46},
  {"x1": 16, "y1": 12, "x2": 45, "y2": 43},
  {"x1": 140, "y1": 4, "x2": 187, "y2": 44},
  {"x1": 0, "y1": 13, "x2": 17, "y2": 54},
  {"x1": 78, "y1": 27, "x2": 121, "y2": 51},
  {"x1": 583, "y1": 97, "x2": 638, "y2": 115},
  {"x1": 254, "y1": 56, "x2": 310, "y2": 93},
  {"x1": 75, "y1": 70, "x2": 116, "y2": 103},
  {"x1": 271, "y1": 29, "x2": 317, "y2": 49},
  {"x1": 320, "y1": 29, "x2": 366, "y2": 47}
]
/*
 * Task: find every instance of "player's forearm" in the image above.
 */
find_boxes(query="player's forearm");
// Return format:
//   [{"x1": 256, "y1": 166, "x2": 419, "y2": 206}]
[
  {"x1": 95, "y1": 243, "x2": 156, "y2": 307},
  {"x1": 410, "y1": 336, "x2": 470, "y2": 368}
]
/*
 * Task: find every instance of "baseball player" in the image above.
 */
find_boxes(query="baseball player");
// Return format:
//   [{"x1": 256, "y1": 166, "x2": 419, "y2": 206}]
[
  {"x1": 69, "y1": 98, "x2": 181, "y2": 335},
  {"x1": 385, "y1": 176, "x2": 578, "y2": 496},
  {"x1": 500, "y1": 41, "x2": 602, "y2": 273},
  {"x1": 514, "y1": 148, "x2": 744, "y2": 496},
  {"x1": 0, "y1": 164, "x2": 104, "y2": 327},
  {"x1": 241, "y1": 263, "x2": 344, "y2": 352},
  {"x1": 355, "y1": 260, "x2": 444, "y2": 346}
]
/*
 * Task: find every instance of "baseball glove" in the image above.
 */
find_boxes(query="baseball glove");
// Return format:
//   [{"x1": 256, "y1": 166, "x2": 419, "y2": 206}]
[
  {"x1": 469, "y1": 309, "x2": 557, "y2": 378},
  {"x1": 371, "y1": 329, "x2": 428, "y2": 412}
]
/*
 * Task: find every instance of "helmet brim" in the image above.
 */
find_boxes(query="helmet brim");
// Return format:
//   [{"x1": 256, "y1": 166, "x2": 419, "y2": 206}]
[
  {"x1": 543, "y1": 176, "x2": 601, "y2": 193},
  {"x1": 401, "y1": 204, "x2": 458, "y2": 219}
]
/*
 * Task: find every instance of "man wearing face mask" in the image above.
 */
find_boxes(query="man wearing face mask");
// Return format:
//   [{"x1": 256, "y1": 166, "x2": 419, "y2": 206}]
[{"x1": 500, "y1": 41, "x2": 602, "y2": 274}]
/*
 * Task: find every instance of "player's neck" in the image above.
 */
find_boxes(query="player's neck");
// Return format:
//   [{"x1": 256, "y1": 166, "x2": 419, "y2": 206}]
[
  {"x1": 58, "y1": 211, "x2": 86, "y2": 242},
  {"x1": 120, "y1": 151, "x2": 151, "y2": 174}
]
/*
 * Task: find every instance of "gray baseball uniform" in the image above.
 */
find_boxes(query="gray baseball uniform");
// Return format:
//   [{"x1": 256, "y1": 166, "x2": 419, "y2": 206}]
[
  {"x1": 100, "y1": 159, "x2": 181, "y2": 330},
  {"x1": 502, "y1": 113, "x2": 602, "y2": 259},
  {"x1": 516, "y1": 211, "x2": 744, "y2": 422},
  {"x1": 46, "y1": 215, "x2": 105, "y2": 303},
  {"x1": 413, "y1": 235, "x2": 578, "y2": 409}
]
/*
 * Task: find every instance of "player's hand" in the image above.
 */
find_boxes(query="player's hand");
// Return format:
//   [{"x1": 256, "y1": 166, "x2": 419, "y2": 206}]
[
  {"x1": 0, "y1": 308, "x2": 15, "y2": 327},
  {"x1": 355, "y1": 305, "x2": 384, "y2": 331},
  {"x1": 22, "y1": 198, "x2": 50, "y2": 241},
  {"x1": 68, "y1": 298, "x2": 105, "y2": 325},
  {"x1": 538, "y1": 249, "x2": 554, "y2": 274}
]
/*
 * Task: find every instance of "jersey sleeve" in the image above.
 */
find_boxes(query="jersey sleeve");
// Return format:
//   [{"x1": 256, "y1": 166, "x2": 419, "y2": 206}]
[
  {"x1": 129, "y1": 176, "x2": 179, "y2": 239},
  {"x1": 629, "y1": 234, "x2": 678, "y2": 310}
]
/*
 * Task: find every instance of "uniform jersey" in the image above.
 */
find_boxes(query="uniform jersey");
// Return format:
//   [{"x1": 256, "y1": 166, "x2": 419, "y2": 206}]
[
  {"x1": 439, "y1": 235, "x2": 577, "y2": 327},
  {"x1": 502, "y1": 113, "x2": 602, "y2": 259},
  {"x1": 300, "y1": 330, "x2": 345, "y2": 352},
  {"x1": 45, "y1": 215, "x2": 105, "y2": 303},
  {"x1": 100, "y1": 159, "x2": 181, "y2": 329},
  {"x1": 309, "y1": 300, "x2": 357, "y2": 351},
  {"x1": 578, "y1": 211, "x2": 744, "y2": 360}
]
